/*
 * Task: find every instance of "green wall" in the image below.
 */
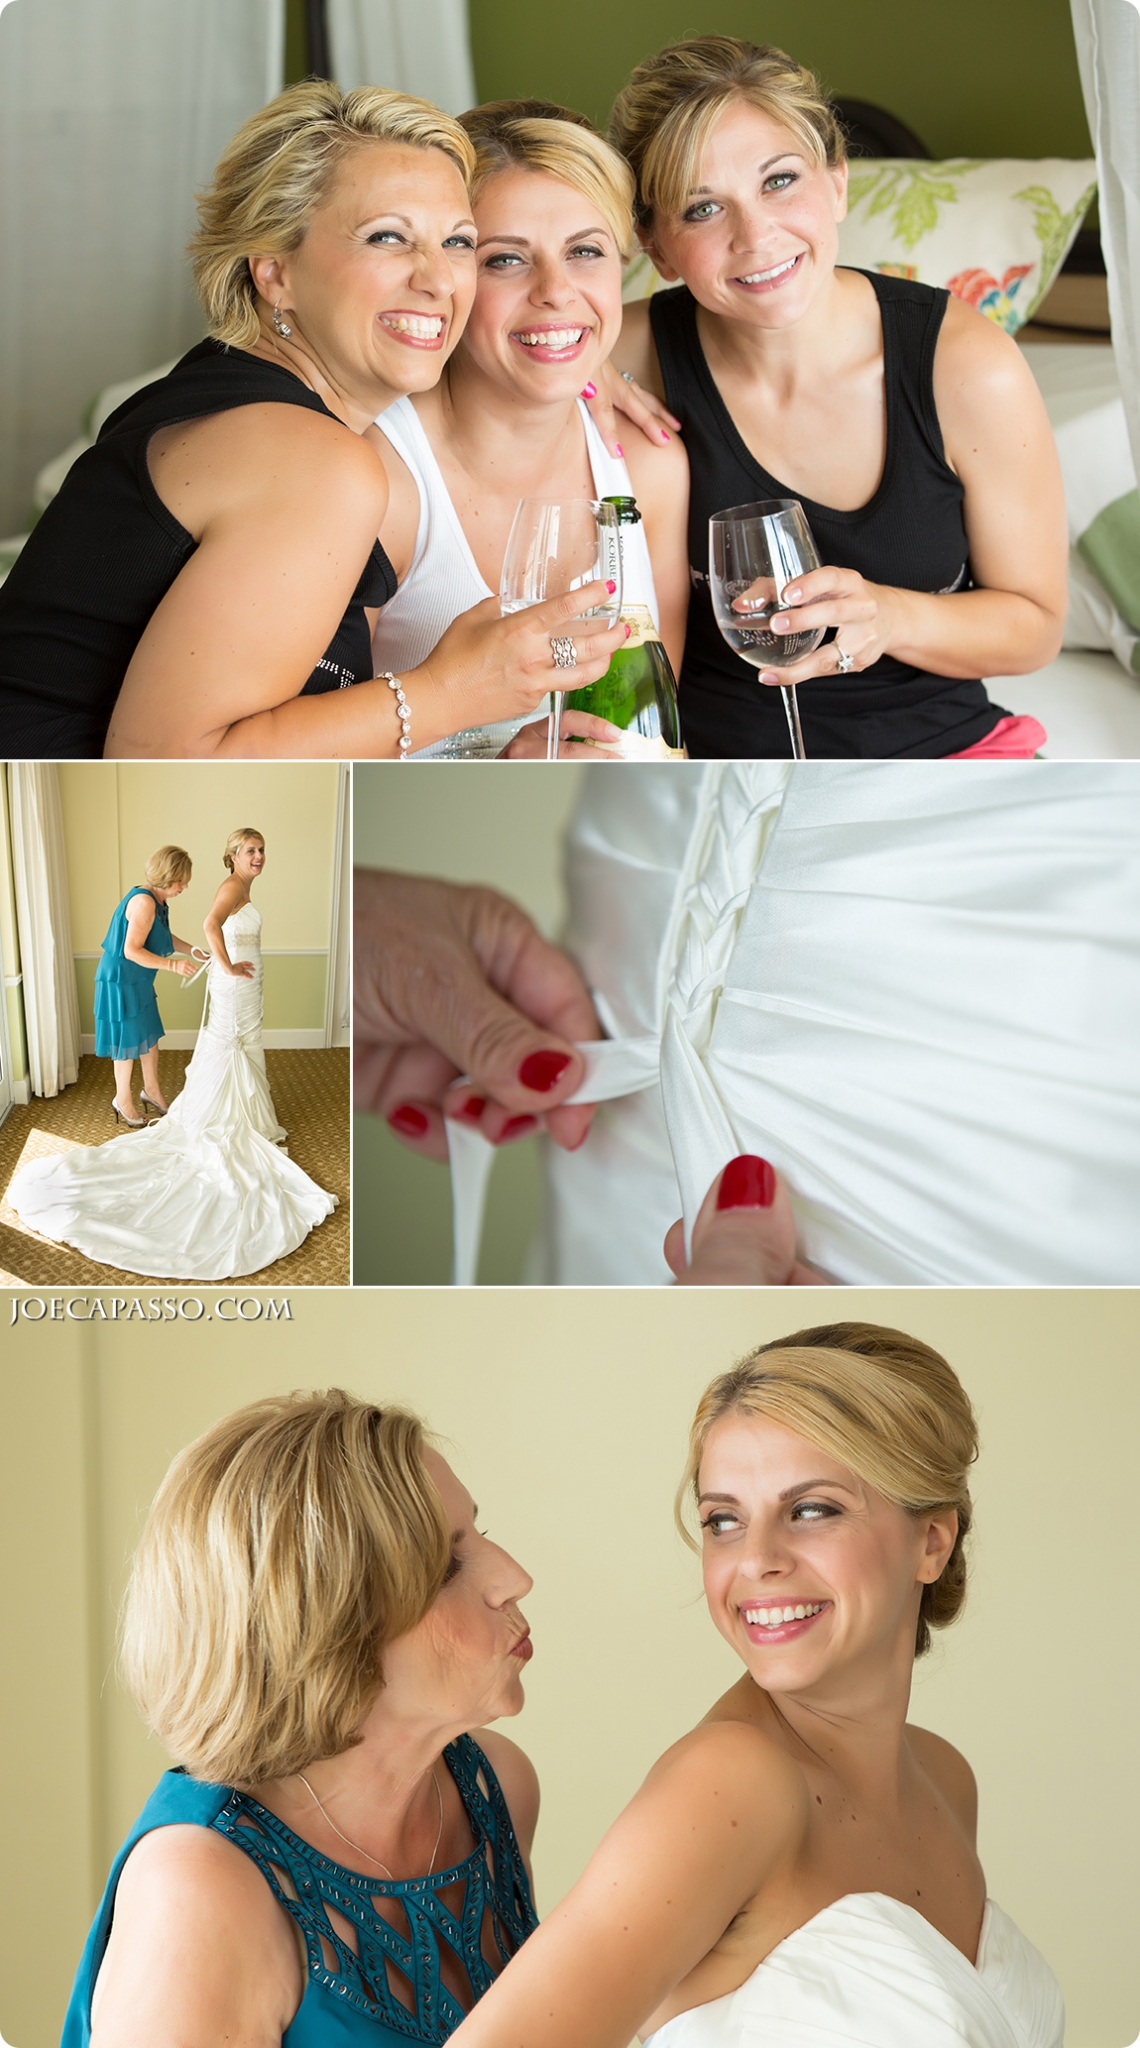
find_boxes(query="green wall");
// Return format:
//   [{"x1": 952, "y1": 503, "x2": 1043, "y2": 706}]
[{"x1": 469, "y1": 0, "x2": 1091, "y2": 161}]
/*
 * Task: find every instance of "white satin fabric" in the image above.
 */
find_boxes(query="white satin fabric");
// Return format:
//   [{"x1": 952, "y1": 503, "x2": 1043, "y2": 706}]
[
  {"x1": 448, "y1": 762, "x2": 1140, "y2": 1285},
  {"x1": 645, "y1": 1894, "x2": 1063, "y2": 2048},
  {"x1": 9, "y1": 905, "x2": 337, "y2": 1280}
]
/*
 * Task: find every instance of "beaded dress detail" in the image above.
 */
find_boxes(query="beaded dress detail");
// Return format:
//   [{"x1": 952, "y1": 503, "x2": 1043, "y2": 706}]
[{"x1": 213, "y1": 1735, "x2": 536, "y2": 2036}]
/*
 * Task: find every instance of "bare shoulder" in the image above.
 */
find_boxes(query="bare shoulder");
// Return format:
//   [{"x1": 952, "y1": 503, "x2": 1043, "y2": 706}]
[
  {"x1": 907, "y1": 1724, "x2": 979, "y2": 1837},
  {"x1": 366, "y1": 418, "x2": 422, "y2": 583},
  {"x1": 150, "y1": 401, "x2": 390, "y2": 535},
  {"x1": 208, "y1": 875, "x2": 245, "y2": 921},
  {"x1": 117, "y1": 1817, "x2": 276, "y2": 1910},
  {"x1": 933, "y1": 296, "x2": 1047, "y2": 421},
  {"x1": 643, "y1": 1716, "x2": 809, "y2": 1845},
  {"x1": 471, "y1": 1728, "x2": 540, "y2": 1852},
  {"x1": 621, "y1": 417, "x2": 689, "y2": 500}
]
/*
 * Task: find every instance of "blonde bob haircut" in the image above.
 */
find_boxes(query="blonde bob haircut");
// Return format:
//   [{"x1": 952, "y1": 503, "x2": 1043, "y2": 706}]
[
  {"x1": 143, "y1": 845, "x2": 192, "y2": 890},
  {"x1": 677, "y1": 1323, "x2": 977, "y2": 1658},
  {"x1": 190, "y1": 80, "x2": 478, "y2": 348},
  {"x1": 223, "y1": 826, "x2": 264, "y2": 872},
  {"x1": 119, "y1": 1389, "x2": 452, "y2": 1785},
  {"x1": 460, "y1": 99, "x2": 635, "y2": 257},
  {"x1": 609, "y1": 36, "x2": 846, "y2": 230}
]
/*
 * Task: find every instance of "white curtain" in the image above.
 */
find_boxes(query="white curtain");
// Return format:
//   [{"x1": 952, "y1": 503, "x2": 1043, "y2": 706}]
[
  {"x1": 7, "y1": 765, "x2": 81, "y2": 1100},
  {"x1": 327, "y1": 0, "x2": 476, "y2": 112},
  {"x1": 0, "y1": 0, "x2": 283, "y2": 535},
  {"x1": 1071, "y1": 0, "x2": 1140, "y2": 477}
]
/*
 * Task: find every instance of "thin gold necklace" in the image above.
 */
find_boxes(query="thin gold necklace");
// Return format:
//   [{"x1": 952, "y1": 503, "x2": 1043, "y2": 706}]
[{"x1": 296, "y1": 1767, "x2": 444, "y2": 1880}]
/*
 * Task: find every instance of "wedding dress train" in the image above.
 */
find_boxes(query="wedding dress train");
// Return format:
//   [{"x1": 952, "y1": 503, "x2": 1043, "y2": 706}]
[
  {"x1": 644, "y1": 1893, "x2": 1063, "y2": 2048},
  {"x1": 9, "y1": 905, "x2": 337, "y2": 1279}
]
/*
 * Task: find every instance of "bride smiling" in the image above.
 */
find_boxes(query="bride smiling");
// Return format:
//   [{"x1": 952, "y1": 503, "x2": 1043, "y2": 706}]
[
  {"x1": 9, "y1": 827, "x2": 336, "y2": 1279},
  {"x1": 446, "y1": 1322, "x2": 1063, "y2": 2048}
]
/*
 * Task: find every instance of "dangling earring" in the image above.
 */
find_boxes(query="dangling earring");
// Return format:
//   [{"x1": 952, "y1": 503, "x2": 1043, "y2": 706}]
[{"x1": 272, "y1": 303, "x2": 293, "y2": 339}]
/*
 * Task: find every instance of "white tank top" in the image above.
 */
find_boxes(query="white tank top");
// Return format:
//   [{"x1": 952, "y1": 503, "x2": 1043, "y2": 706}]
[{"x1": 371, "y1": 397, "x2": 661, "y2": 759}]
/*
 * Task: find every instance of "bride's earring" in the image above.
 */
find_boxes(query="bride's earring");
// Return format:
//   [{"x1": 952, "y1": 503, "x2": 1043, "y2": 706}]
[{"x1": 272, "y1": 303, "x2": 293, "y2": 339}]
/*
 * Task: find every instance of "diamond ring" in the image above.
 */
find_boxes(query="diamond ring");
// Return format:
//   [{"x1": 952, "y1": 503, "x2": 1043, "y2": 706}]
[
  {"x1": 620, "y1": 369, "x2": 636, "y2": 384},
  {"x1": 550, "y1": 635, "x2": 578, "y2": 669},
  {"x1": 835, "y1": 643, "x2": 856, "y2": 674}
]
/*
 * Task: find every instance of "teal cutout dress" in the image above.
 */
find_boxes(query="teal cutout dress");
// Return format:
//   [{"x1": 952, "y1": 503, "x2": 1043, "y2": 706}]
[
  {"x1": 61, "y1": 1734, "x2": 537, "y2": 2047},
  {"x1": 93, "y1": 886, "x2": 173, "y2": 1060}
]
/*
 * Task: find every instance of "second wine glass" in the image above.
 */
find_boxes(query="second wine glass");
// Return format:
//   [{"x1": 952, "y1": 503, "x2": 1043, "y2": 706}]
[
  {"x1": 708, "y1": 499, "x2": 825, "y2": 760},
  {"x1": 500, "y1": 499, "x2": 622, "y2": 759}
]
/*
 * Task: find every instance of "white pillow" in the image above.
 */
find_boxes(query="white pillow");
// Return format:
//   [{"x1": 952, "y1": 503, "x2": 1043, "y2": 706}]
[
  {"x1": 623, "y1": 157, "x2": 1097, "y2": 334},
  {"x1": 839, "y1": 157, "x2": 1097, "y2": 331}
]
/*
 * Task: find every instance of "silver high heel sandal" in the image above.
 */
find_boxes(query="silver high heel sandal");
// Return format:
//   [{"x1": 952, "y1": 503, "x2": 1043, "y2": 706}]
[
  {"x1": 111, "y1": 1097, "x2": 147, "y2": 1129},
  {"x1": 140, "y1": 1090, "x2": 167, "y2": 1116}
]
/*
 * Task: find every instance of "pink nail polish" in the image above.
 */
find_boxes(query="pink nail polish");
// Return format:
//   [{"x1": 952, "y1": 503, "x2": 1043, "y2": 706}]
[
  {"x1": 615, "y1": 443, "x2": 623, "y2": 456},
  {"x1": 605, "y1": 579, "x2": 617, "y2": 595},
  {"x1": 624, "y1": 623, "x2": 632, "y2": 638},
  {"x1": 661, "y1": 430, "x2": 670, "y2": 441},
  {"x1": 581, "y1": 381, "x2": 597, "y2": 398}
]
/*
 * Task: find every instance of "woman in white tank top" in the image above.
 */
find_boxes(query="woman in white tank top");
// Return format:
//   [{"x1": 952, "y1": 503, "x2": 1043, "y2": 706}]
[{"x1": 367, "y1": 102, "x2": 690, "y2": 759}]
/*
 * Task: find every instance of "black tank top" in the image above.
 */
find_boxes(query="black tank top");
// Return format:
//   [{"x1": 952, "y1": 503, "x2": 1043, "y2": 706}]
[
  {"x1": 650, "y1": 272, "x2": 1007, "y2": 758},
  {"x1": 0, "y1": 340, "x2": 397, "y2": 758}
]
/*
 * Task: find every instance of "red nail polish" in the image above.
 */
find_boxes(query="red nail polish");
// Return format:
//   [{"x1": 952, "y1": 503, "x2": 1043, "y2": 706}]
[
  {"x1": 581, "y1": 381, "x2": 597, "y2": 398},
  {"x1": 605, "y1": 579, "x2": 617, "y2": 595},
  {"x1": 452, "y1": 1095, "x2": 487, "y2": 1121},
  {"x1": 518, "y1": 1049, "x2": 572, "y2": 1092},
  {"x1": 496, "y1": 1114, "x2": 538, "y2": 1143},
  {"x1": 388, "y1": 1103, "x2": 429, "y2": 1138},
  {"x1": 716, "y1": 1155, "x2": 776, "y2": 1210}
]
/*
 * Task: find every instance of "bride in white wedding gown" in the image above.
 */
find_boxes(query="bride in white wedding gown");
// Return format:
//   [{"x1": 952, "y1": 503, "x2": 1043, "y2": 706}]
[
  {"x1": 447, "y1": 1322, "x2": 1064, "y2": 2048},
  {"x1": 9, "y1": 829, "x2": 337, "y2": 1279}
]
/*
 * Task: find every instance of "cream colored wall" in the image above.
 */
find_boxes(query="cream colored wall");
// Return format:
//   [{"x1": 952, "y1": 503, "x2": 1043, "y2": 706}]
[
  {"x1": 353, "y1": 764, "x2": 586, "y2": 1283},
  {"x1": 2, "y1": 1290, "x2": 1136, "y2": 2048},
  {"x1": 56, "y1": 763, "x2": 341, "y2": 1037}
]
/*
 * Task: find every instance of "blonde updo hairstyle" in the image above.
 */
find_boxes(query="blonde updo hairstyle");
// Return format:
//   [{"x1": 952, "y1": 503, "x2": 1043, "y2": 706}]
[
  {"x1": 678, "y1": 1323, "x2": 977, "y2": 1658},
  {"x1": 460, "y1": 99, "x2": 635, "y2": 256},
  {"x1": 223, "y1": 827, "x2": 263, "y2": 873},
  {"x1": 143, "y1": 845, "x2": 192, "y2": 890},
  {"x1": 609, "y1": 36, "x2": 846, "y2": 231},
  {"x1": 119, "y1": 1389, "x2": 452, "y2": 1785},
  {"x1": 190, "y1": 80, "x2": 478, "y2": 348}
]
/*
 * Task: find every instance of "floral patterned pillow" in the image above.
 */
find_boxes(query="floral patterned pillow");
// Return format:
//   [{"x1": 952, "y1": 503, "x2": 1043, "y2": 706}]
[{"x1": 622, "y1": 157, "x2": 1097, "y2": 333}]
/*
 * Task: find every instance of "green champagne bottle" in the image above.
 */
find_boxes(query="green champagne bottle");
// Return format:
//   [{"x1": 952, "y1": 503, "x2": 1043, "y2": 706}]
[{"x1": 565, "y1": 496, "x2": 685, "y2": 758}]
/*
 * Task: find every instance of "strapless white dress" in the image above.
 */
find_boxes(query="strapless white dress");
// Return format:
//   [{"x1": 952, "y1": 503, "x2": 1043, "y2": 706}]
[
  {"x1": 9, "y1": 905, "x2": 337, "y2": 1279},
  {"x1": 493, "y1": 761, "x2": 1138, "y2": 1286},
  {"x1": 645, "y1": 1894, "x2": 1063, "y2": 2048}
]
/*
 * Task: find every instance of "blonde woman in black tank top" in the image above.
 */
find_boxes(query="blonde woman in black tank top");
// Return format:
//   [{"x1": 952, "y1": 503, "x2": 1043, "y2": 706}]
[{"x1": 609, "y1": 39, "x2": 1067, "y2": 760}]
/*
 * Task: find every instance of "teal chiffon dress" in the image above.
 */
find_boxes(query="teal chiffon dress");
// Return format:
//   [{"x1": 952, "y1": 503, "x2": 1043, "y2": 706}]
[
  {"x1": 61, "y1": 1734, "x2": 537, "y2": 2047},
  {"x1": 93, "y1": 885, "x2": 173, "y2": 1060}
]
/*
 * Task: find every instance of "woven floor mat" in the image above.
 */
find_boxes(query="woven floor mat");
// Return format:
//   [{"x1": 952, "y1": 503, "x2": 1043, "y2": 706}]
[{"x1": 0, "y1": 1048, "x2": 349, "y2": 1288}]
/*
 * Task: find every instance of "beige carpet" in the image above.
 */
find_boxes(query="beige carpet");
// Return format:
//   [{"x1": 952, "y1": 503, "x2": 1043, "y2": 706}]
[{"x1": 0, "y1": 1048, "x2": 349, "y2": 1287}]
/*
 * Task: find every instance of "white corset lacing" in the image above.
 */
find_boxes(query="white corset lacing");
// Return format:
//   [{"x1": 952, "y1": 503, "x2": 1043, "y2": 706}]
[
  {"x1": 446, "y1": 761, "x2": 1140, "y2": 1285},
  {"x1": 8, "y1": 905, "x2": 337, "y2": 1280},
  {"x1": 643, "y1": 1893, "x2": 1063, "y2": 2048}
]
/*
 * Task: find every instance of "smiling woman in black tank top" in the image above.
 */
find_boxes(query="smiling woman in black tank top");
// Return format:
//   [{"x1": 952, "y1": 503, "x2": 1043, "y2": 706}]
[
  {"x1": 0, "y1": 81, "x2": 626, "y2": 760},
  {"x1": 610, "y1": 38, "x2": 1067, "y2": 760}
]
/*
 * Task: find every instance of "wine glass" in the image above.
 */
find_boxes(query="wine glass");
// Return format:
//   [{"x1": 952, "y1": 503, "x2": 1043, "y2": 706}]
[
  {"x1": 708, "y1": 500, "x2": 825, "y2": 760},
  {"x1": 500, "y1": 499, "x2": 622, "y2": 759}
]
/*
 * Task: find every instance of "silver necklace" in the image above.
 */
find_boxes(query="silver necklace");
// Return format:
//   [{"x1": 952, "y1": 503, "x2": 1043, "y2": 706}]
[{"x1": 296, "y1": 1767, "x2": 444, "y2": 1880}]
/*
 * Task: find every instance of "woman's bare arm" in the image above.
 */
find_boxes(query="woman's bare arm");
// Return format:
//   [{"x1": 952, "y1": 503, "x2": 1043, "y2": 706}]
[
  {"x1": 448, "y1": 1723, "x2": 805, "y2": 2048},
  {"x1": 121, "y1": 892, "x2": 192, "y2": 976},
  {"x1": 89, "y1": 1826, "x2": 299, "y2": 2048}
]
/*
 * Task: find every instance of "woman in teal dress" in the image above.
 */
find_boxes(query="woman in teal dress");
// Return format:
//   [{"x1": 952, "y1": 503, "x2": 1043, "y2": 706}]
[
  {"x1": 95, "y1": 845, "x2": 198, "y2": 1126},
  {"x1": 63, "y1": 1390, "x2": 539, "y2": 2047}
]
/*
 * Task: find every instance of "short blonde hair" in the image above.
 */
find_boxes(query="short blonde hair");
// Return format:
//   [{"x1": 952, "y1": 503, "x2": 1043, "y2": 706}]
[
  {"x1": 223, "y1": 826, "x2": 263, "y2": 873},
  {"x1": 461, "y1": 100, "x2": 635, "y2": 256},
  {"x1": 190, "y1": 80, "x2": 478, "y2": 348},
  {"x1": 609, "y1": 37, "x2": 846, "y2": 229},
  {"x1": 678, "y1": 1323, "x2": 977, "y2": 1658},
  {"x1": 119, "y1": 1390, "x2": 451, "y2": 1785},
  {"x1": 143, "y1": 845, "x2": 192, "y2": 890}
]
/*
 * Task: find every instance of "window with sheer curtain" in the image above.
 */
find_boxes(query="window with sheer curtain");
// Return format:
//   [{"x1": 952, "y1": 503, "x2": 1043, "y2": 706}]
[{"x1": 1070, "y1": 0, "x2": 1140, "y2": 477}]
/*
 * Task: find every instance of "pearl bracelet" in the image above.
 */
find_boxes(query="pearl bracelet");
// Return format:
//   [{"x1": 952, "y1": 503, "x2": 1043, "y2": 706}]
[{"x1": 379, "y1": 671, "x2": 411, "y2": 758}]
